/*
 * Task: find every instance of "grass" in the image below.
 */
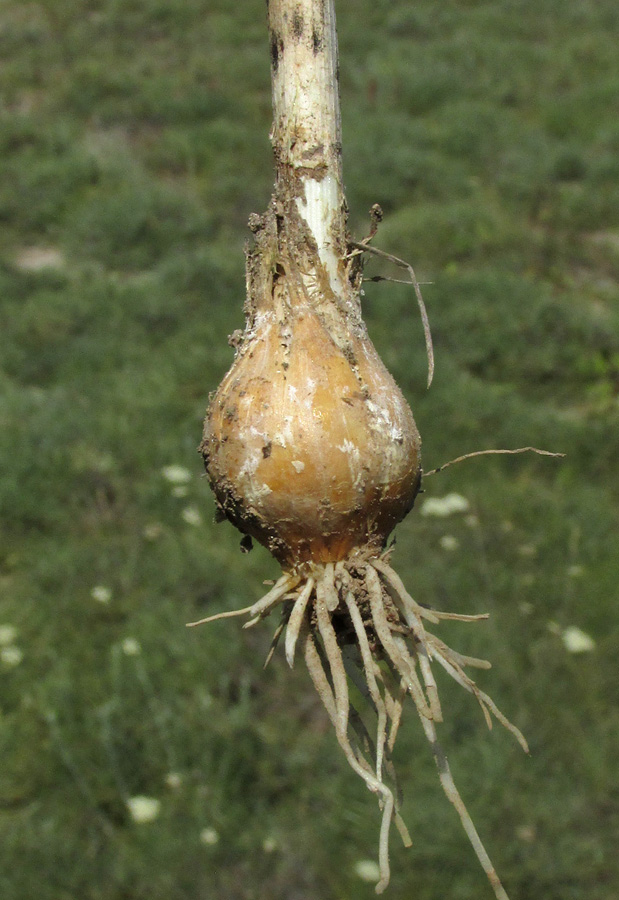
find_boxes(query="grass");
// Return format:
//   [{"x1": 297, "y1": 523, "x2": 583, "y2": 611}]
[{"x1": 1, "y1": 0, "x2": 618, "y2": 898}]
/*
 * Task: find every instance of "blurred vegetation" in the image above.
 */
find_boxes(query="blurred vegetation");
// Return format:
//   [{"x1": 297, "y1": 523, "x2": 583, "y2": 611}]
[{"x1": 1, "y1": 1, "x2": 618, "y2": 898}]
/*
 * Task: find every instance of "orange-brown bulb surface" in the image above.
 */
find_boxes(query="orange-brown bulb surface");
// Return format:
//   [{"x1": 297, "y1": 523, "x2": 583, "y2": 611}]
[{"x1": 202, "y1": 280, "x2": 421, "y2": 567}]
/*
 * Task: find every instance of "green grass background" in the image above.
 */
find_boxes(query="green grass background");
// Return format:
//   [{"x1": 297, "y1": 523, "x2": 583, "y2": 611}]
[{"x1": 1, "y1": 1, "x2": 618, "y2": 898}]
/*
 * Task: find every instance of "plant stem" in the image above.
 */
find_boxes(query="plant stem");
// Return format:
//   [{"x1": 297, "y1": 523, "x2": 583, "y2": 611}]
[{"x1": 267, "y1": 0, "x2": 347, "y2": 296}]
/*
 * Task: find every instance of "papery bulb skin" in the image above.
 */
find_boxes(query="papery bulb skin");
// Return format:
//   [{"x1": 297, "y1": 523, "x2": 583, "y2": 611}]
[{"x1": 202, "y1": 229, "x2": 421, "y2": 567}]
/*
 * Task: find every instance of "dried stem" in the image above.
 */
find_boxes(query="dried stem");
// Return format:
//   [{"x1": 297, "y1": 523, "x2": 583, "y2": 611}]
[{"x1": 348, "y1": 240, "x2": 434, "y2": 388}]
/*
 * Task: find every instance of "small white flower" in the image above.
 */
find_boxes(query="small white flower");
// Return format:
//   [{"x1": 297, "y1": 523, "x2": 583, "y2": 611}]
[
  {"x1": 353, "y1": 859, "x2": 381, "y2": 883},
  {"x1": 0, "y1": 625, "x2": 18, "y2": 646},
  {"x1": 567, "y1": 565, "x2": 584, "y2": 578},
  {"x1": 171, "y1": 485, "x2": 189, "y2": 498},
  {"x1": 165, "y1": 772, "x2": 182, "y2": 790},
  {"x1": 421, "y1": 493, "x2": 470, "y2": 517},
  {"x1": 439, "y1": 535, "x2": 459, "y2": 551},
  {"x1": 198, "y1": 690, "x2": 214, "y2": 709},
  {"x1": 143, "y1": 522, "x2": 163, "y2": 540},
  {"x1": 562, "y1": 626, "x2": 595, "y2": 654},
  {"x1": 200, "y1": 827, "x2": 219, "y2": 846},
  {"x1": 91, "y1": 585, "x2": 112, "y2": 604},
  {"x1": 97, "y1": 452, "x2": 115, "y2": 473},
  {"x1": 127, "y1": 796, "x2": 161, "y2": 823},
  {"x1": 122, "y1": 638, "x2": 141, "y2": 656},
  {"x1": 1, "y1": 646, "x2": 23, "y2": 667},
  {"x1": 161, "y1": 465, "x2": 192, "y2": 485},
  {"x1": 262, "y1": 836, "x2": 277, "y2": 853},
  {"x1": 516, "y1": 824, "x2": 536, "y2": 843},
  {"x1": 14, "y1": 246, "x2": 65, "y2": 271},
  {"x1": 182, "y1": 506, "x2": 202, "y2": 527}
]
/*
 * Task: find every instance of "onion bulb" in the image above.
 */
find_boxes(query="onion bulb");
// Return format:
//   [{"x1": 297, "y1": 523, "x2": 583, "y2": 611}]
[{"x1": 202, "y1": 238, "x2": 421, "y2": 567}]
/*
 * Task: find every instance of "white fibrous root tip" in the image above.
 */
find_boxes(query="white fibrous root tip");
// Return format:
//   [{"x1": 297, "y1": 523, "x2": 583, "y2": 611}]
[{"x1": 195, "y1": 556, "x2": 521, "y2": 899}]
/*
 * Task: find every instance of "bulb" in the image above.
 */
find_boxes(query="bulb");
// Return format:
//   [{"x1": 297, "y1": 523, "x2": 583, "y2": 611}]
[{"x1": 201, "y1": 268, "x2": 421, "y2": 567}]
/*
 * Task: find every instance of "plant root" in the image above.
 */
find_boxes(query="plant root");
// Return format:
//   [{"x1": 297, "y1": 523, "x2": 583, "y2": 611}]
[
  {"x1": 423, "y1": 445, "x2": 565, "y2": 477},
  {"x1": 190, "y1": 554, "x2": 526, "y2": 899}
]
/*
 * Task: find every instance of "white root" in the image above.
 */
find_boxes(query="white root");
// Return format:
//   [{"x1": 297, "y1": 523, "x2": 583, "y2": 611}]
[
  {"x1": 243, "y1": 574, "x2": 301, "y2": 628},
  {"x1": 433, "y1": 647, "x2": 495, "y2": 731},
  {"x1": 323, "y1": 562, "x2": 339, "y2": 612},
  {"x1": 304, "y1": 629, "x2": 338, "y2": 725},
  {"x1": 366, "y1": 558, "x2": 526, "y2": 900},
  {"x1": 263, "y1": 616, "x2": 287, "y2": 669},
  {"x1": 343, "y1": 649, "x2": 412, "y2": 850},
  {"x1": 394, "y1": 811, "x2": 413, "y2": 849},
  {"x1": 343, "y1": 587, "x2": 389, "y2": 783},
  {"x1": 417, "y1": 646, "x2": 443, "y2": 721},
  {"x1": 418, "y1": 712, "x2": 512, "y2": 900},
  {"x1": 429, "y1": 645, "x2": 529, "y2": 753},
  {"x1": 431, "y1": 610, "x2": 491, "y2": 623},
  {"x1": 365, "y1": 565, "x2": 433, "y2": 721},
  {"x1": 381, "y1": 575, "x2": 444, "y2": 722},
  {"x1": 186, "y1": 605, "x2": 254, "y2": 628},
  {"x1": 371, "y1": 557, "x2": 440, "y2": 626},
  {"x1": 193, "y1": 556, "x2": 526, "y2": 899},
  {"x1": 315, "y1": 576, "x2": 350, "y2": 741},
  {"x1": 385, "y1": 679, "x2": 407, "y2": 755},
  {"x1": 284, "y1": 577, "x2": 315, "y2": 668},
  {"x1": 341, "y1": 649, "x2": 412, "y2": 851},
  {"x1": 314, "y1": 573, "x2": 396, "y2": 894},
  {"x1": 186, "y1": 572, "x2": 296, "y2": 628},
  {"x1": 428, "y1": 632, "x2": 493, "y2": 671},
  {"x1": 304, "y1": 625, "x2": 395, "y2": 895},
  {"x1": 393, "y1": 633, "x2": 443, "y2": 724}
]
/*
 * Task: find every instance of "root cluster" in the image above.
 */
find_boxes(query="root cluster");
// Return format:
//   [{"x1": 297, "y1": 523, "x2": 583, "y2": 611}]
[{"x1": 189, "y1": 551, "x2": 527, "y2": 899}]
